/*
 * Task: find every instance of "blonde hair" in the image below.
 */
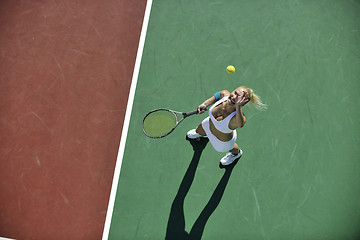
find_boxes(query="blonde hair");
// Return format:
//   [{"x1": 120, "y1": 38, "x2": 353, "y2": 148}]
[{"x1": 244, "y1": 87, "x2": 268, "y2": 110}]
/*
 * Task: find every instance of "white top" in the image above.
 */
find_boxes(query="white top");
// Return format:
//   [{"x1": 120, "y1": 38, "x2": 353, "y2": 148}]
[{"x1": 209, "y1": 96, "x2": 236, "y2": 134}]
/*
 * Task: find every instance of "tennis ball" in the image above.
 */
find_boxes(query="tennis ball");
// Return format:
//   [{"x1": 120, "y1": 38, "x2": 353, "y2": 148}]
[{"x1": 226, "y1": 65, "x2": 235, "y2": 74}]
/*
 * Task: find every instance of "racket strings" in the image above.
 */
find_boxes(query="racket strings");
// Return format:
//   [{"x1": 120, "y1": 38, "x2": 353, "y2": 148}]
[{"x1": 143, "y1": 110, "x2": 177, "y2": 138}]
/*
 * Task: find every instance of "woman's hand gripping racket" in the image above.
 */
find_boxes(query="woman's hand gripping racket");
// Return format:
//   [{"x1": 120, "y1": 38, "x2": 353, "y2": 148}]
[{"x1": 142, "y1": 107, "x2": 207, "y2": 138}]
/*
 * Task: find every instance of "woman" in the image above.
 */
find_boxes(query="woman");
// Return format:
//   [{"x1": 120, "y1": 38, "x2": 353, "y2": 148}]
[{"x1": 187, "y1": 86, "x2": 266, "y2": 166}]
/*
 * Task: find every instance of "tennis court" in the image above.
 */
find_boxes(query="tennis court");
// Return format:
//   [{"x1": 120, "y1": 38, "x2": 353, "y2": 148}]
[
  {"x1": 105, "y1": 0, "x2": 360, "y2": 239},
  {"x1": 1, "y1": 0, "x2": 359, "y2": 239}
]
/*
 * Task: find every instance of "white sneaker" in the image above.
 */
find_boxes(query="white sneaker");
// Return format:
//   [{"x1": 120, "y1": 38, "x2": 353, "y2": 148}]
[
  {"x1": 186, "y1": 129, "x2": 207, "y2": 139},
  {"x1": 220, "y1": 149, "x2": 243, "y2": 166}
]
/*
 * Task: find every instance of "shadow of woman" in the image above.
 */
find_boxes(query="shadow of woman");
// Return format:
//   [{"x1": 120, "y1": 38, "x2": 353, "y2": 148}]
[{"x1": 165, "y1": 137, "x2": 240, "y2": 240}]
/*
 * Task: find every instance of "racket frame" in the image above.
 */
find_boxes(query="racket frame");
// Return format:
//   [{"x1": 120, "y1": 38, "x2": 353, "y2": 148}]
[{"x1": 142, "y1": 108, "x2": 205, "y2": 138}]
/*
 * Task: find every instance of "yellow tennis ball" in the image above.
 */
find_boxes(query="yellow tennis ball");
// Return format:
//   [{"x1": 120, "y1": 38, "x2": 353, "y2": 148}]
[{"x1": 226, "y1": 65, "x2": 235, "y2": 74}]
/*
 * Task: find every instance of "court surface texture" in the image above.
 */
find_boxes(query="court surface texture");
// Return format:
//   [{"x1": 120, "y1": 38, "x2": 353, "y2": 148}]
[
  {"x1": 106, "y1": 0, "x2": 360, "y2": 239},
  {"x1": 1, "y1": 0, "x2": 360, "y2": 240}
]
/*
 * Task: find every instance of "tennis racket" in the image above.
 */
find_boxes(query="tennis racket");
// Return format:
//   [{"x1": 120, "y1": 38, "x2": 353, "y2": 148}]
[{"x1": 142, "y1": 107, "x2": 206, "y2": 138}]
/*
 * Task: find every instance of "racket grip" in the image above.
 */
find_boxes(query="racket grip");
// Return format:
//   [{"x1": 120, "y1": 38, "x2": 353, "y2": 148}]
[{"x1": 183, "y1": 107, "x2": 207, "y2": 117}]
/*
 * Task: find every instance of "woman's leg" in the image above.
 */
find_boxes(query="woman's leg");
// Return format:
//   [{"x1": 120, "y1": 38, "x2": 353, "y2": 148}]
[
  {"x1": 187, "y1": 121, "x2": 207, "y2": 139},
  {"x1": 220, "y1": 143, "x2": 242, "y2": 166},
  {"x1": 229, "y1": 143, "x2": 240, "y2": 155},
  {"x1": 195, "y1": 123, "x2": 206, "y2": 136}
]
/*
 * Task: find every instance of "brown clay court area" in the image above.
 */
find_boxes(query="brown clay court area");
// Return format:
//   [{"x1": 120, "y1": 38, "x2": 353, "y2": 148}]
[{"x1": 0, "y1": 1, "x2": 146, "y2": 239}]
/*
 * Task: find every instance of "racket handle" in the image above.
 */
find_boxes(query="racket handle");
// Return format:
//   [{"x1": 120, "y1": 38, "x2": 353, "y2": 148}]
[{"x1": 183, "y1": 107, "x2": 207, "y2": 118}]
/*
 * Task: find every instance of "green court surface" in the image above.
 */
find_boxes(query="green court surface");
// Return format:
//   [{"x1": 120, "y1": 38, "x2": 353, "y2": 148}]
[{"x1": 108, "y1": 0, "x2": 360, "y2": 239}]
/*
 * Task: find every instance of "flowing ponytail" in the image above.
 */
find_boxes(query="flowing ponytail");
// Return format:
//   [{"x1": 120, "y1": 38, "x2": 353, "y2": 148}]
[{"x1": 245, "y1": 87, "x2": 267, "y2": 110}]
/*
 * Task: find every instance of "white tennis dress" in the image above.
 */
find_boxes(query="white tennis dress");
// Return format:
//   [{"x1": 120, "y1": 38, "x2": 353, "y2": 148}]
[{"x1": 201, "y1": 96, "x2": 237, "y2": 152}]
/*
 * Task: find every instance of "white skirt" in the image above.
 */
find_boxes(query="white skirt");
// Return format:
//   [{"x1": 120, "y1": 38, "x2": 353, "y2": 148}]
[{"x1": 201, "y1": 117, "x2": 237, "y2": 152}]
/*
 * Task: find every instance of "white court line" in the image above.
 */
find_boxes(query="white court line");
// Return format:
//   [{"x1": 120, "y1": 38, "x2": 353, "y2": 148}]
[
  {"x1": 0, "y1": 237, "x2": 15, "y2": 240},
  {"x1": 101, "y1": 0, "x2": 153, "y2": 239}
]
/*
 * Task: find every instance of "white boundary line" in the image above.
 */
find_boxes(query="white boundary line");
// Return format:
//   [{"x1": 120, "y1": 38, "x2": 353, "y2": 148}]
[{"x1": 102, "y1": 0, "x2": 153, "y2": 239}]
